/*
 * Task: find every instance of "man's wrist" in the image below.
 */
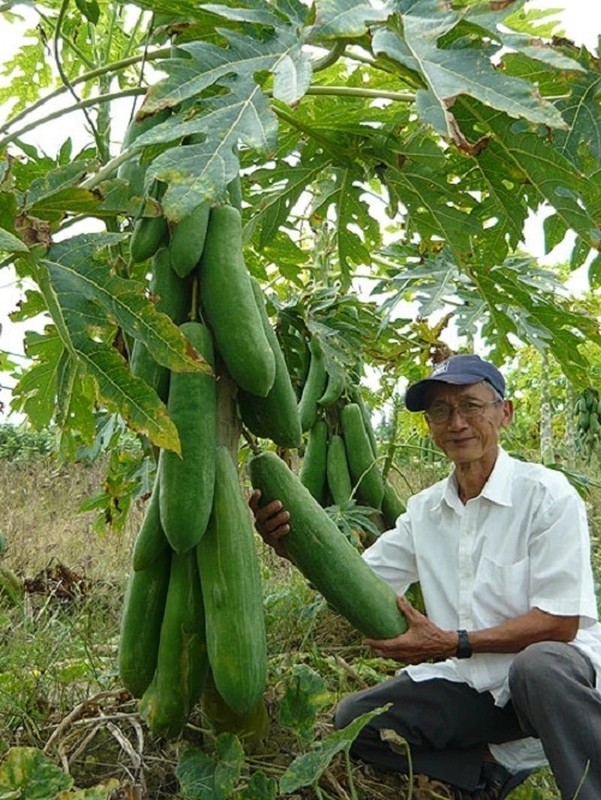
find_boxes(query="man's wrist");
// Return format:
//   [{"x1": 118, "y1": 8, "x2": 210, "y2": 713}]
[{"x1": 456, "y1": 629, "x2": 473, "y2": 659}]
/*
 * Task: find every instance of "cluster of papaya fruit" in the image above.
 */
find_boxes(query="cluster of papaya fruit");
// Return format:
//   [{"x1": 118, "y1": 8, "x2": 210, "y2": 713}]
[
  {"x1": 575, "y1": 387, "x2": 601, "y2": 447},
  {"x1": 294, "y1": 335, "x2": 405, "y2": 532},
  {"x1": 117, "y1": 110, "x2": 408, "y2": 742},
  {"x1": 118, "y1": 112, "x2": 287, "y2": 740}
]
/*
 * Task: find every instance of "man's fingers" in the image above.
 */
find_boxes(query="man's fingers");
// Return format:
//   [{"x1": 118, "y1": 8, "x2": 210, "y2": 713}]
[
  {"x1": 265, "y1": 509, "x2": 291, "y2": 536},
  {"x1": 397, "y1": 595, "x2": 420, "y2": 620},
  {"x1": 257, "y1": 501, "x2": 289, "y2": 534}
]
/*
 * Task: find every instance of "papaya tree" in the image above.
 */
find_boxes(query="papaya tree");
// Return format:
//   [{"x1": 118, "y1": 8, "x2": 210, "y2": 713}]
[{"x1": 1, "y1": 0, "x2": 601, "y2": 759}]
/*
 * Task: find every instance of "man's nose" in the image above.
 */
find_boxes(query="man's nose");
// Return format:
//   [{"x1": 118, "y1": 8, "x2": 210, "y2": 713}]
[{"x1": 447, "y1": 406, "x2": 469, "y2": 425}]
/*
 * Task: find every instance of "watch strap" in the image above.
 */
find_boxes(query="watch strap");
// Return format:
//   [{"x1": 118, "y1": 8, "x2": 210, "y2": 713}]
[{"x1": 456, "y1": 629, "x2": 473, "y2": 659}]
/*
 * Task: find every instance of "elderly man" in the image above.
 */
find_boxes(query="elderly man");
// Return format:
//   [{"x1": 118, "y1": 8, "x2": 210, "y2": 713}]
[{"x1": 251, "y1": 354, "x2": 601, "y2": 800}]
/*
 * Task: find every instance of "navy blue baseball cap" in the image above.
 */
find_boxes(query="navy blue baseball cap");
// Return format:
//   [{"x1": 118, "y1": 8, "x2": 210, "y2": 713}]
[{"x1": 404, "y1": 354, "x2": 506, "y2": 411}]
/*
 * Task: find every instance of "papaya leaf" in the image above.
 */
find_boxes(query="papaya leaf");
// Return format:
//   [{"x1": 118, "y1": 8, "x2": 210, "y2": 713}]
[
  {"x1": 70, "y1": 335, "x2": 181, "y2": 452},
  {"x1": 0, "y1": 746, "x2": 73, "y2": 799},
  {"x1": 473, "y1": 258, "x2": 601, "y2": 383},
  {"x1": 455, "y1": 100, "x2": 599, "y2": 260},
  {"x1": 375, "y1": 248, "x2": 601, "y2": 383},
  {"x1": 279, "y1": 704, "x2": 391, "y2": 794},
  {"x1": 0, "y1": 227, "x2": 28, "y2": 253},
  {"x1": 54, "y1": 350, "x2": 98, "y2": 453},
  {"x1": 308, "y1": 0, "x2": 391, "y2": 40},
  {"x1": 0, "y1": 43, "x2": 53, "y2": 118},
  {"x1": 554, "y1": 60, "x2": 601, "y2": 165},
  {"x1": 132, "y1": 27, "x2": 306, "y2": 217},
  {"x1": 25, "y1": 160, "x2": 97, "y2": 212},
  {"x1": 496, "y1": 31, "x2": 585, "y2": 74},
  {"x1": 42, "y1": 233, "x2": 209, "y2": 375},
  {"x1": 372, "y1": 0, "x2": 567, "y2": 140},
  {"x1": 143, "y1": 84, "x2": 278, "y2": 219},
  {"x1": 247, "y1": 158, "x2": 333, "y2": 251},
  {"x1": 23, "y1": 235, "x2": 190, "y2": 452},
  {"x1": 11, "y1": 329, "x2": 65, "y2": 428},
  {"x1": 29, "y1": 188, "x2": 105, "y2": 221}
]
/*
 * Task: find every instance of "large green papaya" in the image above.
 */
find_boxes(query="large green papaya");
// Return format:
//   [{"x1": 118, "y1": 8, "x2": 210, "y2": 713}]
[
  {"x1": 118, "y1": 552, "x2": 171, "y2": 699},
  {"x1": 197, "y1": 447, "x2": 267, "y2": 716},
  {"x1": 249, "y1": 451, "x2": 407, "y2": 639},
  {"x1": 139, "y1": 549, "x2": 209, "y2": 738},
  {"x1": 199, "y1": 205, "x2": 275, "y2": 397},
  {"x1": 159, "y1": 322, "x2": 216, "y2": 553}
]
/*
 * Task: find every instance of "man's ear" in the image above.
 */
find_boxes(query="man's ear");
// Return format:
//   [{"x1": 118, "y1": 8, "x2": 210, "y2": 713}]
[{"x1": 501, "y1": 399, "x2": 514, "y2": 428}]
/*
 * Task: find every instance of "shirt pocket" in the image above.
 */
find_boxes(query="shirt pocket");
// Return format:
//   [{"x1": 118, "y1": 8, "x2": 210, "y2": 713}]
[{"x1": 473, "y1": 555, "x2": 530, "y2": 626}]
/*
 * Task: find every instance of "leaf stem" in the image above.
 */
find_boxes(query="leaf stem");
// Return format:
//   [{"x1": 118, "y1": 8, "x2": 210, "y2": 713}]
[
  {"x1": 273, "y1": 103, "x2": 345, "y2": 159},
  {"x1": 54, "y1": 0, "x2": 101, "y2": 153},
  {"x1": 345, "y1": 749, "x2": 359, "y2": 800},
  {"x1": 304, "y1": 85, "x2": 414, "y2": 102},
  {"x1": 0, "y1": 88, "x2": 146, "y2": 151},
  {"x1": 0, "y1": 49, "x2": 169, "y2": 136},
  {"x1": 311, "y1": 40, "x2": 347, "y2": 72}
]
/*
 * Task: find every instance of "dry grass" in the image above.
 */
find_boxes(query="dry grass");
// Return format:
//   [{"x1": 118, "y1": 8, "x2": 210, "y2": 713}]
[{"x1": 0, "y1": 458, "x2": 140, "y2": 581}]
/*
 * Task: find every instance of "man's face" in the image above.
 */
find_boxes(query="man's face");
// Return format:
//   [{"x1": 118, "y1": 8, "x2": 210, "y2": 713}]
[{"x1": 424, "y1": 381, "x2": 513, "y2": 466}]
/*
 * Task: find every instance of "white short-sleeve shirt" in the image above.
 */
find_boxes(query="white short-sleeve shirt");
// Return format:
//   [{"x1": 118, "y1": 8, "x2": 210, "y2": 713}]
[{"x1": 362, "y1": 447, "x2": 601, "y2": 770}]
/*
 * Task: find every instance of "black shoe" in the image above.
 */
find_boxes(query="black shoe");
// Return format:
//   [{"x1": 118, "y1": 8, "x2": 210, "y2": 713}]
[{"x1": 471, "y1": 761, "x2": 534, "y2": 799}]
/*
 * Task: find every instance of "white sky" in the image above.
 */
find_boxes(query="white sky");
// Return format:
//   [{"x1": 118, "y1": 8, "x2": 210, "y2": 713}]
[{"x1": 0, "y1": 0, "x2": 600, "y2": 420}]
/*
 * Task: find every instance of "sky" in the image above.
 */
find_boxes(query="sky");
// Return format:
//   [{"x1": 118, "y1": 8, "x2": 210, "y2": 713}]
[{"x1": 0, "y1": 0, "x2": 600, "y2": 421}]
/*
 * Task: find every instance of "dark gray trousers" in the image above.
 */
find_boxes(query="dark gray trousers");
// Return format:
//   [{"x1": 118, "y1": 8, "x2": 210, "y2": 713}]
[
  {"x1": 334, "y1": 642, "x2": 601, "y2": 796},
  {"x1": 509, "y1": 641, "x2": 601, "y2": 800},
  {"x1": 334, "y1": 673, "x2": 523, "y2": 791}
]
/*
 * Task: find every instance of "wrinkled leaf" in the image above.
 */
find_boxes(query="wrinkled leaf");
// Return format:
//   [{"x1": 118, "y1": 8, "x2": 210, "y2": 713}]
[
  {"x1": 11, "y1": 329, "x2": 64, "y2": 427},
  {"x1": 43, "y1": 233, "x2": 209, "y2": 375},
  {"x1": 0, "y1": 747, "x2": 73, "y2": 799},
  {"x1": 239, "y1": 771, "x2": 278, "y2": 800},
  {"x1": 279, "y1": 705, "x2": 391, "y2": 794},
  {"x1": 373, "y1": 0, "x2": 567, "y2": 141},
  {"x1": 279, "y1": 664, "x2": 330, "y2": 744},
  {"x1": 176, "y1": 736, "x2": 245, "y2": 800}
]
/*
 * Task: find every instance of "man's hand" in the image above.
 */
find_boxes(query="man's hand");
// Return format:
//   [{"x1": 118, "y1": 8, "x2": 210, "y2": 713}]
[
  {"x1": 249, "y1": 489, "x2": 291, "y2": 560},
  {"x1": 365, "y1": 596, "x2": 457, "y2": 665}
]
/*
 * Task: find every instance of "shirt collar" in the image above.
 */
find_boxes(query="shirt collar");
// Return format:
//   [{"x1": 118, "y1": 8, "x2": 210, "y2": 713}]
[{"x1": 441, "y1": 447, "x2": 514, "y2": 509}]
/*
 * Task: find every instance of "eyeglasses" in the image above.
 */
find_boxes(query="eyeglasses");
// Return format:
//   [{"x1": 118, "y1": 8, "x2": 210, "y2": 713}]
[{"x1": 424, "y1": 399, "x2": 503, "y2": 424}]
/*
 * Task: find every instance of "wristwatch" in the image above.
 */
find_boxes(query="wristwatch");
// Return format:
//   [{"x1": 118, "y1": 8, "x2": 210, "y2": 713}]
[{"x1": 456, "y1": 629, "x2": 473, "y2": 659}]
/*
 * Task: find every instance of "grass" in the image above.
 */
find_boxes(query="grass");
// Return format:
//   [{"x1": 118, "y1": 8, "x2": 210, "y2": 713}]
[{"x1": 0, "y1": 454, "x2": 598, "y2": 798}]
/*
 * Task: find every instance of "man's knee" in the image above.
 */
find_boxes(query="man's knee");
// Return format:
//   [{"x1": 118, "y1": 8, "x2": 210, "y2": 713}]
[
  {"x1": 509, "y1": 641, "x2": 581, "y2": 699},
  {"x1": 334, "y1": 692, "x2": 364, "y2": 730}
]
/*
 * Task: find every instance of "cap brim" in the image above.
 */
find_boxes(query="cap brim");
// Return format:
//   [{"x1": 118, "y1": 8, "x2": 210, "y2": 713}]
[{"x1": 404, "y1": 375, "x2": 482, "y2": 411}]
